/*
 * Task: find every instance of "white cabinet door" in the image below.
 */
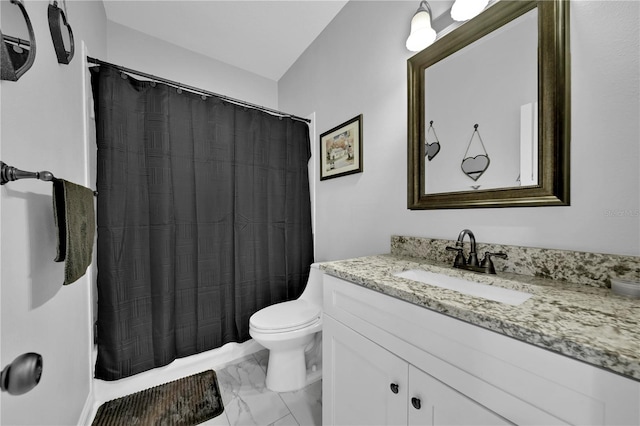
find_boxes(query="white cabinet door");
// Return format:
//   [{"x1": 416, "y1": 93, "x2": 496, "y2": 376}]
[
  {"x1": 408, "y1": 365, "x2": 513, "y2": 426},
  {"x1": 324, "y1": 315, "x2": 409, "y2": 426}
]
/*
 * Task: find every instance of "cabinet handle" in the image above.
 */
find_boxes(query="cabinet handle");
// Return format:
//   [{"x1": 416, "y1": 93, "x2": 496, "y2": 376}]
[
  {"x1": 390, "y1": 383, "x2": 399, "y2": 394},
  {"x1": 411, "y1": 397, "x2": 421, "y2": 410}
]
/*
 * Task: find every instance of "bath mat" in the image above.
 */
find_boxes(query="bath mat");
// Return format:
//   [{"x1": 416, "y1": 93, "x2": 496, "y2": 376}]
[{"x1": 92, "y1": 370, "x2": 224, "y2": 426}]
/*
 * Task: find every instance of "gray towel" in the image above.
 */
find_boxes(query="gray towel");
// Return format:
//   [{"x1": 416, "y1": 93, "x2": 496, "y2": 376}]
[{"x1": 53, "y1": 179, "x2": 96, "y2": 285}]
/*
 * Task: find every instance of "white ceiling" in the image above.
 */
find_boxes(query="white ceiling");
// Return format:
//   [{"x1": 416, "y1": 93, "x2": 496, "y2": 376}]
[{"x1": 103, "y1": 0, "x2": 350, "y2": 81}]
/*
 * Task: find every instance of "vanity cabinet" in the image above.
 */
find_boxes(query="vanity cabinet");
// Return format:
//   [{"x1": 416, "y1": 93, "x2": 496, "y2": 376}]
[
  {"x1": 322, "y1": 274, "x2": 640, "y2": 425},
  {"x1": 324, "y1": 315, "x2": 407, "y2": 425},
  {"x1": 408, "y1": 365, "x2": 511, "y2": 425},
  {"x1": 325, "y1": 314, "x2": 511, "y2": 425}
]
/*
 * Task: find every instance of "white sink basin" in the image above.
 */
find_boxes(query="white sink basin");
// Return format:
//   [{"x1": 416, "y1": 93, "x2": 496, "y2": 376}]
[{"x1": 393, "y1": 269, "x2": 533, "y2": 306}]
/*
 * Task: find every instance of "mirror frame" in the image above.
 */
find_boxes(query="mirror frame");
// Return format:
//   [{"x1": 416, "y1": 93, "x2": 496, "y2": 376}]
[{"x1": 407, "y1": 0, "x2": 570, "y2": 209}]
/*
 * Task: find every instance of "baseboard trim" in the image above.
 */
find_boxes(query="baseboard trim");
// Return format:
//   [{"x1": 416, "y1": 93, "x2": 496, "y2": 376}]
[{"x1": 77, "y1": 391, "x2": 97, "y2": 426}]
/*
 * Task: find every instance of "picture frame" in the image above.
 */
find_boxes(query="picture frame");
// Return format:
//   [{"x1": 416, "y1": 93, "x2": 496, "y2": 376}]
[{"x1": 320, "y1": 115, "x2": 363, "y2": 181}]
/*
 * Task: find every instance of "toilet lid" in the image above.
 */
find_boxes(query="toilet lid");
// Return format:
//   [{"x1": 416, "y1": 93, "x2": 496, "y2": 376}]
[{"x1": 250, "y1": 300, "x2": 321, "y2": 332}]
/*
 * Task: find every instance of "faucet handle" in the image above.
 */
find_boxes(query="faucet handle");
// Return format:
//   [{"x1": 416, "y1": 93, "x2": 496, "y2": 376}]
[
  {"x1": 446, "y1": 246, "x2": 466, "y2": 267},
  {"x1": 480, "y1": 252, "x2": 508, "y2": 274}
]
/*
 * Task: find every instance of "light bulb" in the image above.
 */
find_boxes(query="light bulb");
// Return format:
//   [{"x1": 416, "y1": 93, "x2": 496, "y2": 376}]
[
  {"x1": 406, "y1": 9, "x2": 437, "y2": 52},
  {"x1": 451, "y1": 0, "x2": 490, "y2": 22}
]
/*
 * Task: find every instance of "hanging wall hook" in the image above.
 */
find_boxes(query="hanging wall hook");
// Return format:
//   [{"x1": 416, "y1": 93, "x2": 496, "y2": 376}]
[
  {"x1": 48, "y1": 0, "x2": 74, "y2": 64},
  {"x1": 0, "y1": 0, "x2": 37, "y2": 81}
]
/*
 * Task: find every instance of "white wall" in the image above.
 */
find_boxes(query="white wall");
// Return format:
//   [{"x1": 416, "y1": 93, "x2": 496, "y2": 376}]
[
  {"x1": 0, "y1": 1, "x2": 107, "y2": 425},
  {"x1": 106, "y1": 21, "x2": 278, "y2": 109},
  {"x1": 279, "y1": 0, "x2": 640, "y2": 260}
]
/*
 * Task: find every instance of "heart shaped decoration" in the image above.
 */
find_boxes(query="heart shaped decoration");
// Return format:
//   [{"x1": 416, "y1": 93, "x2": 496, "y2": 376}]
[
  {"x1": 48, "y1": 2, "x2": 74, "y2": 65},
  {"x1": 461, "y1": 155, "x2": 490, "y2": 181},
  {"x1": 425, "y1": 142, "x2": 440, "y2": 161}
]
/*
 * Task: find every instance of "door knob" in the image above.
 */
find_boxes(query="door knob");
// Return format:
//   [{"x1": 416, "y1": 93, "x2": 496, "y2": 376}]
[
  {"x1": 1, "y1": 353, "x2": 43, "y2": 395},
  {"x1": 390, "y1": 383, "x2": 399, "y2": 394},
  {"x1": 411, "y1": 397, "x2": 421, "y2": 410}
]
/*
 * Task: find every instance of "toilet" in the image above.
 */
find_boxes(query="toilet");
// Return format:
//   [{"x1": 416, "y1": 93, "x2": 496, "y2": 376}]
[{"x1": 249, "y1": 263, "x2": 323, "y2": 392}]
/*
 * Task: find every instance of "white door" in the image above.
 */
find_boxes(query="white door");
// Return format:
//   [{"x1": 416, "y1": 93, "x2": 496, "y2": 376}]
[
  {"x1": 323, "y1": 315, "x2": 408, "y2": 426},
  {"x1": 408, "y1": 365, "x2": 513, "y2": 426}
]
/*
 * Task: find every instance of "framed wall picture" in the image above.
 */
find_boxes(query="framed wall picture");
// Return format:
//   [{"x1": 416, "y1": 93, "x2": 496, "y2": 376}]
[{"x1": 320, "y1": 115, "x2": 363, "y2": 180}]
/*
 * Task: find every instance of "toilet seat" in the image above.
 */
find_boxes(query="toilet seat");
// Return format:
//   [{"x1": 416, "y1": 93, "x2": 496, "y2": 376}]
[{"x1": 250, "y1": 300, "x2": 321, "y2": 334}]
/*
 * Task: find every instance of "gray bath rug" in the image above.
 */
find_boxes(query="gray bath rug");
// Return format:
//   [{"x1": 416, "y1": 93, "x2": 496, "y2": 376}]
[{"x1": 92, "y1": 370, "x2": 224, "y2": 426}]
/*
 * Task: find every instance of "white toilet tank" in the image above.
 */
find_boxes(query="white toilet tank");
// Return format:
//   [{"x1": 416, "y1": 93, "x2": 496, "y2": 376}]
[{"x1": 298, "y1": 263, "x2": 323, "y2": 307}]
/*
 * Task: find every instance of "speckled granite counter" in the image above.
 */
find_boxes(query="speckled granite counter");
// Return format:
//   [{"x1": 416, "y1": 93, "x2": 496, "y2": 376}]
[{"x1": 320, "y1": 253, "x2": 640, "y2": 381}]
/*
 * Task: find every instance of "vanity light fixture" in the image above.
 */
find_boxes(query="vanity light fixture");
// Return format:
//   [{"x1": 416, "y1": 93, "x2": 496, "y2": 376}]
[
  {"x1": 406, "y1": 1, "x2": 437, "y2": 52},
  {"x1": 450, "y1": 0, "x2": 490, "y2": 22}
]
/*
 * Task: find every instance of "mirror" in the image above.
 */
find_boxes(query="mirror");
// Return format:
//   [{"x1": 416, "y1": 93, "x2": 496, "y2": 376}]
[
  {"x1": 425, "y1": 7, "x2": 537, "y2": 194},
  {"x1": 408, "y1": 0, "x2": 570, "y2": 209}
]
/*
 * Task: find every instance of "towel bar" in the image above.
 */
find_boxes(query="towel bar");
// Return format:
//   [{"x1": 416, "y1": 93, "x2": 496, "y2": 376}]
[
  {"x1": 0, "y1": 161, "x2": 97, "y2": 196},
  {"x1": 0, "y1": 161, "x2": 54, "y2": 185}
]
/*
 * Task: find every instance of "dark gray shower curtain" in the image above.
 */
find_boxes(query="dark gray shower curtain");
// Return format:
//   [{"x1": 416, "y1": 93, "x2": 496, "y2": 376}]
[{"x1": 91, "y1": 66, "x2": 313, "y2": 381}]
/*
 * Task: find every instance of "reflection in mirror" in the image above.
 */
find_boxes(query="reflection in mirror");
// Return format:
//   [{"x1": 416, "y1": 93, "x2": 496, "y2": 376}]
[
  {"x1": 0, "y1": 0, "x2": 36, "y2": 81},
  {"x1": 425, "y1": 121, "x2": 441, "y2": 161},
  {"x1": 407, "y1": 0, "x2": 570, "y2": 209},
  {"x1": 460, "y1": 124, "x2": 490, "y2": 182},
  {"x1": 425, "y1": 9, "x2": 537, "y2": 193}
]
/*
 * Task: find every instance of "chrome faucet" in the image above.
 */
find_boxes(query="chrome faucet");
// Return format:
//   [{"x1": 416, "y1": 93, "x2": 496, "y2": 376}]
[{"x1": 446, "y1": 229, "x2": 507, "y2": 274}]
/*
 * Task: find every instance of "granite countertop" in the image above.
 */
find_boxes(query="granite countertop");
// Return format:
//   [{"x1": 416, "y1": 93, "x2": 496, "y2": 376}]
[{"x1": 320, "y1": 253, "x2": 640, "y2": 382}]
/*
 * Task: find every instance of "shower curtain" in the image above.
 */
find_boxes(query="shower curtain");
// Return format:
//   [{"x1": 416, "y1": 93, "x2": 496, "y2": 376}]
[{"x1": 91, "y1": 66, "x2": 314, "y2": 380}]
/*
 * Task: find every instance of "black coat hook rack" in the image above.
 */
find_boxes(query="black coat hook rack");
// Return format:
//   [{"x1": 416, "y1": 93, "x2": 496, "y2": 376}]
[{"x1": 0, "y1": 161, "x2": 55, "y2": 185}]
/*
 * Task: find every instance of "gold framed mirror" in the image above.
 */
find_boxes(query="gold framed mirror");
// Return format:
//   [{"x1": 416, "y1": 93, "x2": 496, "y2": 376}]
[{"x1": 408, "y1": 0, "x2": 570, "y2": 209}]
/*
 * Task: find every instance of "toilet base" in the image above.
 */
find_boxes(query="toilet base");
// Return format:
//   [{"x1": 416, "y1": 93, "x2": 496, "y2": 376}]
[{"x1": 265, "y1": 348, "x2": 308, "y2": 392}]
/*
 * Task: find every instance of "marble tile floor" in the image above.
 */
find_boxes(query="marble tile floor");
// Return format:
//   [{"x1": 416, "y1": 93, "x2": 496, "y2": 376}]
[{"x1": 202, "y1": 350, "x2": 322, "y2": 426}]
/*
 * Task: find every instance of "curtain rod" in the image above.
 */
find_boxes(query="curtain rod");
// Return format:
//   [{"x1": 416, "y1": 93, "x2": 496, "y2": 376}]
[{"x1": 86, "y1": 56, "x2": 311, "y2": 124}]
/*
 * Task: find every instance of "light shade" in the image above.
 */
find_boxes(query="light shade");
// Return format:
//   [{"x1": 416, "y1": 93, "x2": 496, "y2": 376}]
[
  {"x1": 451, "y1": 0, "x2": 490, "y2": 21},
  {"x1": 406, "y1": 2, "x2": 437, "y2": 52}
]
